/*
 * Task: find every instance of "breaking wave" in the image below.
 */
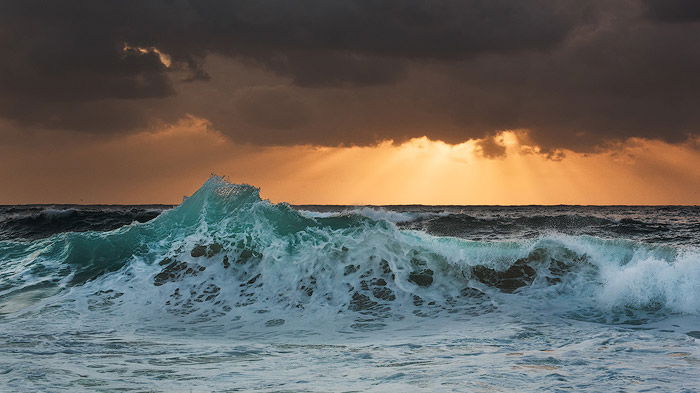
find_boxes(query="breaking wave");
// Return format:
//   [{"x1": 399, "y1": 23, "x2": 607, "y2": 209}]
[{"x1": 1, "y1": 177, "x2": 699, "y2": 330}]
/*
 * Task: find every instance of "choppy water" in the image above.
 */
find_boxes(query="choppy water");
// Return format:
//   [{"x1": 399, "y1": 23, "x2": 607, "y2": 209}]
[{"x1": 1, "y1": 177, "x2": 699, "y2": 392}]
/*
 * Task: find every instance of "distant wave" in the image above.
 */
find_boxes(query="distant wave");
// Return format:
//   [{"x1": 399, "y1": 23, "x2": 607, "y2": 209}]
[
  {"x1": 0, "y1": 205, "x2": 168, "y2": 241},
  {"x1": 299, "y1": 206, "x2": 446, "y2": 224}
]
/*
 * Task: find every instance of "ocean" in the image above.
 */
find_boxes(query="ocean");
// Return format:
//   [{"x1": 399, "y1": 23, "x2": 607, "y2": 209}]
[{"x1": 1, "y1": 177, "x2": 699, "y2": 392}]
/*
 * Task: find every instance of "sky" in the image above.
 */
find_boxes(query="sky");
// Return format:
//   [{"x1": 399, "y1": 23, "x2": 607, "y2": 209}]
[{"x1": 0, "y1": 0, "x2": 699, "y2": 204}]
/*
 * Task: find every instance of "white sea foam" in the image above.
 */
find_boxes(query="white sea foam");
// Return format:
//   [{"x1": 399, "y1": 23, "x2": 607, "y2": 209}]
[{"x1": 3, "y1": 177, "x2": 700, "y2": 392}]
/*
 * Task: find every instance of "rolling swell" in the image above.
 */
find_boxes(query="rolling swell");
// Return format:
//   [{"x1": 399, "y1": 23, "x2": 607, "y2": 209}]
[
  {"x1": 399, "y1": 212, "x2": 699, "y2": 246},
  {"x1": 0, "y1": 177, "x2": 699, "y2": 329},
  {"x1": 0, "y1": 205, "x2": 169, "y2": 241}
]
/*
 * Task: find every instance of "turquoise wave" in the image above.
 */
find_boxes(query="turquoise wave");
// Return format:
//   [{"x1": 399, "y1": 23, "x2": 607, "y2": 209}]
[{"x1": 1, "y1": 176, "x2": 698, "y2": 326}]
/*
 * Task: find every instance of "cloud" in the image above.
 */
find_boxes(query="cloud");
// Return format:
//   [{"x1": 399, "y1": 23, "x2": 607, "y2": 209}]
[
  {"x1": 0, "y1": 0, "x2": 698, "y2": 153},
  {"x1": 644, "y1": 0, "x2": 700, "y2": 22},
  {"x1": 235, "y1": 86, "x2": 312, "y2": 130},
  {"x1": 475, "y1": 135, "x2": 508, "y2": 159}
]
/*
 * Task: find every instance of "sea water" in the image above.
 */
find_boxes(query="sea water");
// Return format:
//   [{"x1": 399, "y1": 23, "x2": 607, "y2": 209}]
[{"x1": 1, "y1": 177, "x2": 699, "y2": 392}]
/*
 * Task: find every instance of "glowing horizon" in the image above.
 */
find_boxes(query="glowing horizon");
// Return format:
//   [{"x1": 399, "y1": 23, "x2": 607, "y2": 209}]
[{"x1": 2, "y1": 119, "x2": 698, "y2": 205}]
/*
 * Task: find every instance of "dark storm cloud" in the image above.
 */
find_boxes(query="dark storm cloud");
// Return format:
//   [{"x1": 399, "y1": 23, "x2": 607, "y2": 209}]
[
  {"x1": 253, "y1": 52, "x2": 407, "y2": 88},
  {"x1": 234, "y1": 87, "x2": 312, "y2": 130},
  {"x1": 0, "y1": 0, "x2": 698, "y2": 152},
  {"x1": 644, "y1": 0, "x2": 700, "y2": 22},
  {"x1": 0, "y1": 0, "x2": 588, "y2": 131}
]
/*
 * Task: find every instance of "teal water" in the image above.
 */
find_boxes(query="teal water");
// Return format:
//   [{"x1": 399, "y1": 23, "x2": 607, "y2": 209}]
[{"x1": 1, "y1": 177, "x2": 699, "y2": 392}]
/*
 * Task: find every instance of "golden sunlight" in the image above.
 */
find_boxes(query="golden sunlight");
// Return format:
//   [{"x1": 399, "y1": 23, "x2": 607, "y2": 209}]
[
  {"x1": 1, "y1": 122, "x2": 697, "y2": 205},
  {"x1": 122, "y1": 43, "x2": 172, "y2": 68}
]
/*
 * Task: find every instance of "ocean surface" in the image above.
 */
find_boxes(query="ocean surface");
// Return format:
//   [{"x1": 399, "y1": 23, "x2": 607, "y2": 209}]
[{"x1": 1, "y1": 177, "x2": 699, "y2": 392}]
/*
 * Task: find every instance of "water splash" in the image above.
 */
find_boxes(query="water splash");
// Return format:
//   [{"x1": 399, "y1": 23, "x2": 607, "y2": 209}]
[{"x1": 1, "y1": 176, "x2": 699, "y2": 330}]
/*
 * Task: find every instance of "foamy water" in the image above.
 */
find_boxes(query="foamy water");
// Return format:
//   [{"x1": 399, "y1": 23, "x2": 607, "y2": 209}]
[{"x1": 1, "y1": 177, "x2": 699, "y2": 392}]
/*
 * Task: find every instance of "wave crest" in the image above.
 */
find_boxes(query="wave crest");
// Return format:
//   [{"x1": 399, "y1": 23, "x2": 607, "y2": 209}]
[{"x1": 1, "y1": 176, "x2": 699, "y2": 328}]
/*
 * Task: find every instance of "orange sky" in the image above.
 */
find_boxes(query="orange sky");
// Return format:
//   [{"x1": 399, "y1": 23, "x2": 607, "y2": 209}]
[{"x1": 1, "y1": 117, "x2": 698, "y2": 205}]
